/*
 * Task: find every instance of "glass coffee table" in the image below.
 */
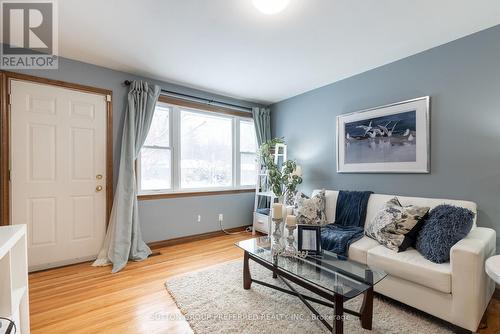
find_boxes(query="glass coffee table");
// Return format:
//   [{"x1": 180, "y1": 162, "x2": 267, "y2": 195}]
[{"x1": 235, "y1": 236, "x2": 387, "y2": 334}]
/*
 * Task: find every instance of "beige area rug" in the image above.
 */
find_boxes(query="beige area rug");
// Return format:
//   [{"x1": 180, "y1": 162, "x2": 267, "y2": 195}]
[{"x1": 165, "y1": 260, "x2": 455, "y2": 334}]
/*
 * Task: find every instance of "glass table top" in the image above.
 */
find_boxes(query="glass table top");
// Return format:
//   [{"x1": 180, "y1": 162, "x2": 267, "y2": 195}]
[{"x1": 236, "y1": 236, "x2": 387, "y2": 299}]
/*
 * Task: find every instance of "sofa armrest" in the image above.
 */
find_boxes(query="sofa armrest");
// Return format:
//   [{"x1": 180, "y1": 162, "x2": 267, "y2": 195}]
[{"x1": 450, "y1": 227, "x2": 496, "y2": 331}]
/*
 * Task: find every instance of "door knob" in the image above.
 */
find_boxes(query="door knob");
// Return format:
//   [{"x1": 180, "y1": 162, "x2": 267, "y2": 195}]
[{"x1": 96, "y1": 185, "x2": 103, "y2": 192}]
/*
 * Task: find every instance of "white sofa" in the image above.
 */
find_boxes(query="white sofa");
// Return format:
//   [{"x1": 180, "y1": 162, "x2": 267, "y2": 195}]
[{"x1": 311, "y1": 189, "x2": 497, "y2": 332}]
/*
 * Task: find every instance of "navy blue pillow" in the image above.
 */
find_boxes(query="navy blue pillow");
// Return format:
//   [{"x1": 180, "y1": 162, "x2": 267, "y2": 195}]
[{"x1": 415, "y1": 204, "x2": 474, "y2": 263}]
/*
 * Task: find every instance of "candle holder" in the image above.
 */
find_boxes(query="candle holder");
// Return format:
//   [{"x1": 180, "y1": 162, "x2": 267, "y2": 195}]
[
  {"x1": 272, "y1": 217, "x2": 284, "y2": 252},
  {"x1": 285, "y1": 224, "x2": 297, "y2": 253}
]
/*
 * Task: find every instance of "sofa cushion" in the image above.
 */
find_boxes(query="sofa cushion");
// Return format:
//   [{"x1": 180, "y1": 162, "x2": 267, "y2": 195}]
[
  {"x1": 367, "y1": 245, "x2": 452, "y2": 293},
  {"x1": 416, "y1": 204, "x2": 474, "y2": 263},
  {"x1": 365, "y1": 197, "x2": 429, "y2": 252},
  {"x1": 312, "y1": 189, "x2": 338, "y2": 224},
  {"x1": 293, "y1": 190, "x2": 328, "y2": 225},
  {"x1": 364, "y1": 194, "x2": 477, "y2": 228},
  {"x1": 348, "y1": 236, "x2": 380, "y2": 264}
]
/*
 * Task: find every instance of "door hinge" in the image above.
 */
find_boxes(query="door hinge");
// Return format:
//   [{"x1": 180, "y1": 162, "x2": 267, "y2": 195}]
[
  {"x1": 106, "y1": 95, "x2": 111, "y2": 102},
  {"x1": 8, "y1": 93, "x2": 12, "y2": 105},
  {"x1": 8, "y1": 170, "x2": 11, "y2": 181}
]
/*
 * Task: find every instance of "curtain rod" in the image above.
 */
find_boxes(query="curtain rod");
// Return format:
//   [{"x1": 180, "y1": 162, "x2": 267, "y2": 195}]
[{"x1": 123, "y1": 80, "x2": 253, "y2": 112}]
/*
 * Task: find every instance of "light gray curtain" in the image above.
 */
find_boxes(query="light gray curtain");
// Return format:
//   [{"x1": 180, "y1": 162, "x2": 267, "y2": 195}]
[
  {"x1": 252, "y1": 107, "x2": 271, "y2": 146},
  {"x1": 252, "y1": 107, "x2": 271, "y2": 209},
  {"x1": 93, "y1": 81, "x2": 161, "y2": 273}
]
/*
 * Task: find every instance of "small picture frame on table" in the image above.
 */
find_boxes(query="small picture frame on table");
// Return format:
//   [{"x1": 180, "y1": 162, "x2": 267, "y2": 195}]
[{"x1": 297, "y1": 224, "x2": 322, "y2": 255}]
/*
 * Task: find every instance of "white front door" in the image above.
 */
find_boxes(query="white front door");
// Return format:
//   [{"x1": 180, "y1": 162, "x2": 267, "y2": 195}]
[{"x1": 10, "y1": 79, "x2": 108, "y2": 271}]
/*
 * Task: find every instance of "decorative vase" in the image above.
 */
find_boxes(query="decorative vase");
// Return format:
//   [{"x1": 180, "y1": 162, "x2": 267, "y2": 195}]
[
  {"x1": 285, "y1": 224, "x2": 297, "y2": 254},
  {"x1": 271, "y1": 217, "x2": 284, "y2": 253},
  {"x1": 285, "y1": 190, "x2": 296, "y2": 206},
  {"x1": 272, "y1": 217, "x2": 283, "y2": 242}
]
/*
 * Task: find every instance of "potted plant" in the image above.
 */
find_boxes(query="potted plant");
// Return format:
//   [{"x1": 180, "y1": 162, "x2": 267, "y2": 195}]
[{"x1": 259, "y1": 138, "x2": 303, "y2": 205}]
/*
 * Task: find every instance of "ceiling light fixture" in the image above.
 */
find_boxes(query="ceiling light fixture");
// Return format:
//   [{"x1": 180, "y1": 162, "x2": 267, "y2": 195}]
[{"x1": 252, "y1": 0, "x2": 290, "y2": 15}]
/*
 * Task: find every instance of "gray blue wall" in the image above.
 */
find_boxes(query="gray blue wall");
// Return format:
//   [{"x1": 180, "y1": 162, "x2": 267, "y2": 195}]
[
  {"x1": 271, "y1": 25, "x2": 500, "y2": 251},
  {"x1": 12, "y1": 57, "x2": 256, "y2": 242}
]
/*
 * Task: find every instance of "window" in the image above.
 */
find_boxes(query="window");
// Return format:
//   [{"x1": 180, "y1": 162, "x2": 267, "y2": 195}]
[
  {"x1": 180, "y1": 110, "x2": 233, "y2": 188},
  {"x1": 239, "y1": 120, "x2": 257, "y2": 186},
  {"x1": 140, "y1": 105, "x2": 171, "y2": 191},
  {"x1": 138, "y1": 101, "x2": 258, "y2": 195}
]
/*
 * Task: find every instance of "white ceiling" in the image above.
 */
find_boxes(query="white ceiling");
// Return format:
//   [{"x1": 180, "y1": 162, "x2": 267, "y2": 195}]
[{"x1": 54, "y1": 1, "x2": 500, "y2": 104}]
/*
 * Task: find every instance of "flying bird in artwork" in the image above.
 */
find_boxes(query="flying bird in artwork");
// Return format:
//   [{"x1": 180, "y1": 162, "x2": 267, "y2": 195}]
[
  {"x1": 367, "y1": 128, "x2": 383, "y2": 138},
  {"x1": 388, "y1": 121, "x2": 398, "y2": 136},
  {"x1": 356, "y1": 121, "x2": 373, "y2": 135},
  {"x1": 378, "y1": 121, "x2": 399, "y2": 137},
  {"x1": 377, "y1": 122, "x2": 391, "y2": 136}
]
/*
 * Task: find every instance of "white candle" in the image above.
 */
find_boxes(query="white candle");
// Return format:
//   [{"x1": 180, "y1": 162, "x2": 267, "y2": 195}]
[
  {"x1": 272, "y1": 203, "x2": 282, "y2": 219},
  {"x1": 286, "y1": 215, "x2": 297, "y2": 227}
]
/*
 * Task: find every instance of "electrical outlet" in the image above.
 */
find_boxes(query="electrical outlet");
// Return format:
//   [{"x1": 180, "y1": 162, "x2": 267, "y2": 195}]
[
  {"x1": 218, "y1": 214, "x2": 223, "y2": 221},
  {"x1": 197, "y1": 215, "x2": 201, "y2": 223}
]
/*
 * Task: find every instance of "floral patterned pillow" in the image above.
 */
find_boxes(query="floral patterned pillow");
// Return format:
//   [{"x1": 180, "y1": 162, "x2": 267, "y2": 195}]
[
  {"x1": 365, "y1": 197, "x2": 429, "y2": 252},
  {"x1": 293, "y1": 190, "x2": 328, "y2": 225}
]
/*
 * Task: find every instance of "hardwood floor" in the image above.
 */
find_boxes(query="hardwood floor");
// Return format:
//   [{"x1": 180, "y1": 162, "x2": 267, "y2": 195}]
[
  {"x1": 29, "y1": 232, "x2": 251, "y2": 334},
  {"x1": 481, "y1": 294, "x2": 500, "y2": 334},
  {"x1": 29, "y1": 233, "x2": 500, "y2": 334}
]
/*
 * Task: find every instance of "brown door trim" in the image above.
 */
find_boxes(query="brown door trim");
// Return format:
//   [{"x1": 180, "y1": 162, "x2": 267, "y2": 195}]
[
  {"x1": 0, "y1": 70, "x2": 114, "y2": 226},
  {"x1": 0, "y1": 72, "x2": 8, "y2": 226}
]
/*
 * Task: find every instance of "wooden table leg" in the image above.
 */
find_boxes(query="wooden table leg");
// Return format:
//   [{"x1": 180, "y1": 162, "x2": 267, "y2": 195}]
[
  {"x1": 360, "y1": 286, "x2": 373, "y2": 330},
  {"x1": 243, "y1": 251, "x2": 252, "y2": 289},
  {"x1": 272, "y1": 253, "x2": 278, "y2": 279},
  {"x1": 360, "y1": 269, "x2": 374, "y2": 330},
  {"x1": 334, "y1": 294, "x2": 344, "y2": 334},
  {"x1": 272, "y1": 267, "x2": 278, "y2": 279}
]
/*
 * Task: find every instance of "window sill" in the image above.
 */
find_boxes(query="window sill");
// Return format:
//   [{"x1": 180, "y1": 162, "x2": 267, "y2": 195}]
[{"x1": 137, "y1": 188, "x2": 256, "y2": 200}]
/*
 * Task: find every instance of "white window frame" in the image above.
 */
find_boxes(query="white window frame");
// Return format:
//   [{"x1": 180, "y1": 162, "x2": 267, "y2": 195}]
[
  {"x1": 238, "y1": 118, "x2": 258, "y2": 187},
  {"x1": 137, "y1": 102, "x2": 173, "y2": 194},
  {"x1": 137, "y1": 101, "x2": 256, "y2": 196}
]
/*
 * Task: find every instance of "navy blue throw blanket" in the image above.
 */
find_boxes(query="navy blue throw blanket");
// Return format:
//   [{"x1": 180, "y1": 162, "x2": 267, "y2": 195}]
[{"x1": 321, "y1": 191, "x2": 373, "y2": 258}]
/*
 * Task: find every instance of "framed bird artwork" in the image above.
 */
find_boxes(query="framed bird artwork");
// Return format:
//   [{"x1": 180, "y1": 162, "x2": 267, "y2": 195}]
[{"x1": 336, "y1": 96, "x2": 430, "y2": 173}]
